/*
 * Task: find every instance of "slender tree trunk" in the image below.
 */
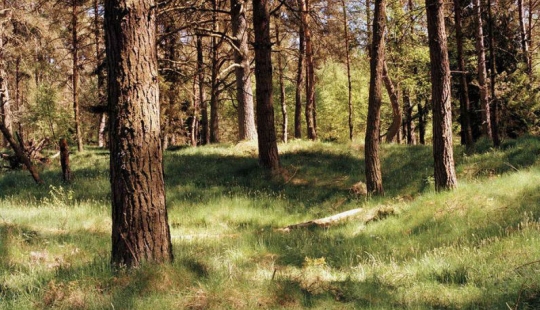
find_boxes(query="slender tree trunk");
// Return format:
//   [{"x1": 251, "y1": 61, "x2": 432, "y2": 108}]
[
  {"x1": 426, "y1": 0, "x2": 457, "y2": 191},
  {"x1": 418, "y1": 100, "x2": 427, "y2": 145},
  {"x1": 210, "y1": 4, "x2": 220, "y2": 144},
  {"x1": 294, "y1": 3, "x2": 304, "y2": 139},
  {"x1": 59, "y1": 138, "x2": 71, "y2": 183},
  {"x1": 403, "y1": 91, "x2": 416, "y2": 144},
  {"x1": 193, "y1": 35, "x2": 205, "y2": 146},
  {"x1": 342, "y1": 0, "x2": 353, "y2": 140},
  {"x1": 364, "y1": 0, "x2": 385, "y2": 196},
  {"x1": 231, "y1": 0, "x2": 257, "y2": 141},
  {"x1": 95, "y1": 0, "x2": 108, "y2": 148},
  {"x1": 14, "y1": 56, "x2": 21, "y2": 136},
  {"x1": 0, "y1": 19, "x2": 11, "y2": 148},
  {"x1": 72, "y1": 1, "x2": 83, "y2": 152},
  {"x1": 275, "y1": 19, "x2": 288, "y2": 143},
  {"x1": 454, "y1": 0, "x2": 474, "y2": 149},
  {"x1": 518, "y1": 0, "x2": 531, "y2": 75},
  {"x1": 105, "y1": 0, "x2": 173, "y2": 267},
  {"x1": 253, "y1": 0, "x2": 280, "y2": 170},
  {"x1": 488, "y1": 0, "x2": 500, "y2": 146},
  {"x1": 366, "y1": 0, "x2": 372, "y2": 54},
  {"x1": 382, "y1": 61, "x2": 401, "y2": 143},
  {"x1": 473, "y1": 0, "x2": 492, "y2": 139},
  {"x1": 303, "y1": 0, "x2": 317, "y2": 140}
]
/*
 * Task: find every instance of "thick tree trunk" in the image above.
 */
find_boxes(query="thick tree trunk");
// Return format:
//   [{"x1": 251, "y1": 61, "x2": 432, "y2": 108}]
[
  {"x1": 473, "y1": 0, "x2": 492, "y2": 140},
  {"x1": 294, "y1": 6, "x2": 304, "y2": 139},
  {"x1": 72, "y1": 1, "x2": 83, "y2": 152},
  {"x1": 382, "y1": 61, "x2": 401, "y2": 143},
  {"x1": 253, "y1": 0, "x2": 280, "y2": 171},
  {"x1": 231, "y1": 0, "x2": 257, "y2": 142},
  {"x1": 275, "y1": 20, "x2": 288, "y2": 143},
  {"x1": 453, "y1": 0, "x2": 474, "y2": 149},
  {"x1": 303, "y1": 0, "x2": 317, "y2": 140},
  {"x1": 105, "y1": 0, "x2": 173, "y2": 267},
  {"x1": 426, "y1": 0, "x2": 457, "y2": 191},
  {"x1": 364, "y1": 0, "x2": 385, "y2": 196}
]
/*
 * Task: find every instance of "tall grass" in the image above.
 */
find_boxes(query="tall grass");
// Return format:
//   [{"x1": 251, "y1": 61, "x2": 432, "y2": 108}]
[{"x1": 1, "y1": 136, "x2": 540, "y2": 309}]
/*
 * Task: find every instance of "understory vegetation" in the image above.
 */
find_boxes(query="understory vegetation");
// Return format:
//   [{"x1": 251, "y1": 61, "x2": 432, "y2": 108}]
[{"x1": 1, "y1": 136, "x2": 540, "y2": 309}]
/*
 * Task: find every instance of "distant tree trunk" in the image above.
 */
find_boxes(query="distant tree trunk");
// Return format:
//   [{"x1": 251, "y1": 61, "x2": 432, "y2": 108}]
[
  {"x1": 383, "y1": 61, "x2": 401, "y2": 143},
  {"x1": 487, "y1": 0, "x2": 500, "y2": 146},
  {"x1": 426, "y1": 0, "x2": 457, "y2": 191},
  {"x1": 105, "y1": 0, "x2": 173, "y2": 267},
  {"x1": 403, "y1": 91, "x2": 416, "y2": 144},
  {"x1": 275, "y1": 19, "x2": 288, "y2": 143},
  {"x1": 366, "y1": 0, "x2": 372, "y2": 54},
  {"x1": 253, "y1": 0, "x2": 280, "y2": 170},
  {"x1": 294, "y1": 3, "x2": 304, "y2": 139},
  {"x1": 59, "y1": 138, "x2": 71, "y2": 182},
  {"x1": 517, "y1": 0, "x2": 530, "y2": 75},
  {"x1": 453, "y1": 0, "x2": 473, "y2": 149},
  {"x1": 418, "y1": 100, "x2": 427, "y2": 145},
  {"x1": 210, "y1": 12, "x2": 220, "y2": 144},
  {"x1": 303, "y1": 0, "x2": 317, "y2": 140},
  {"x1": 473, "y1": 0, "x2": 492, "y2": 140},
  {"x1": 231, "y1": 0, "x2": 257, "y2": 141},
  {"x1": 95, "y1": 0, "x2": 108, "y2": 148},
  {"x1": 72, "y1": 0, "x2": 83, "y2": 152},
  {"x1": 364, "y1": 0, "x2": 385, "y2": 196},
  {"x1": 342, "y1": 0, "x2": 353, "y2": 140},
  {"x1": 192, "y1": 35, "x2": 204, "y2": 146}
]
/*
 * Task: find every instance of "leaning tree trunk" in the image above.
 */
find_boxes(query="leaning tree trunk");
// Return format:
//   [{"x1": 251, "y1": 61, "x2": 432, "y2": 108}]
[
  {"x1": 105, "y1": 0, "x2": 173, "y2": 267},
  {"x1": 453, "y1": 0, "x2": 474, "y2": 149},
  {"x1": 253, "y1": 0, "x2": 280, "y2": 171},
  {"x1": 473, "y1": 0, "x2": 492, "y2": 140},
  {"x1": 364, "y1": 0, "x2": 386, "y2": 196},
  {"x1": 231, "y1": 0, "x2": 257, "y2": 142},
  {"x1": 382, "y1": 61, "x2": 401, "y2": 143},
  {"x1": 426, "y1": 0, "x2": 457, "y2": 191}
]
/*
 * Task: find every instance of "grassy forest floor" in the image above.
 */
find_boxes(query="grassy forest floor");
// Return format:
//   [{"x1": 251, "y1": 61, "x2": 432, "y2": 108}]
[{"x1": 1, "y1": 136, "x2": 540, "y2": 309}]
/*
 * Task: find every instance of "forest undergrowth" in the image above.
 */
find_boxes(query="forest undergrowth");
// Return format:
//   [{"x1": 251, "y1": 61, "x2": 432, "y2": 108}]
[{"x1": 1, "y1": 136, "x2": 540, "y2": 309}]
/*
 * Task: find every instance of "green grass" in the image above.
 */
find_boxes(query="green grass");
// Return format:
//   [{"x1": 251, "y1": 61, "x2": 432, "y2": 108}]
[{"x1": 2, "y1": 136, "x2": 540, "y2": 309}]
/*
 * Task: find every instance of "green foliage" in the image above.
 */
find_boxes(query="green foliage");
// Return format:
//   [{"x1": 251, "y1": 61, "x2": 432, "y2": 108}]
[
  {"x1": 2, "y1": 137, "x2": 540, "y2": 309},
  {"x1": 315, "y1": 58, "x2": 370, "y2": 142},
  {"x1": 23, "y1": 84, "x2": 72, "y2": 142}
]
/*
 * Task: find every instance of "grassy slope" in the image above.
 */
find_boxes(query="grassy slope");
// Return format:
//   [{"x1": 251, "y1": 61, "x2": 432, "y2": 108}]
[{"x1": 1, "y1": 136, "x2": 540, "y2": 309}]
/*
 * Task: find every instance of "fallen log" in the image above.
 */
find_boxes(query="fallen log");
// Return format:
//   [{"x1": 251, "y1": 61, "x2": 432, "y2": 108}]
[{"x1": 277, "y1": 207, "x2": 395, "y2": 232}]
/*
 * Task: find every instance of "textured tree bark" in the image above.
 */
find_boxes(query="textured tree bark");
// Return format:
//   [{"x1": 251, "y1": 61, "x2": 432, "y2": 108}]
[
  {"x1": 453, "y1": 0, "x2": 473, "y2": 149},
  {"x1": 59, "y1": 138, "x2": 71, "y2": 183},
  {"x1": 0, "y1": 19, "x2": 11, "y2": 148},
  {"x1": 426, "y1": 0, "x2": 457, "y2": 191},
  {"x1": 105, "y1": 0, "x2": 173, "y2": 267},
  {"x1": 382, "y1": 61, "x2": 401, "y2": 143},
  {"x1": 209, "y1": 0, "x2": 220, "y2": 144},
  {"x1": 364, "y1": 0, "x2": 385, "y2": 196},
  {"x1": 294, "y1": 2, "x2": 304, "y2": 139},
  {"x1": 231, "y1": 0, "x2": 257, "y2": 142},
  {"x1": 473, "y1": 0, "x2": 492, "y2": 140},
  {"x1": 517, "y1": 0, "x2": 530, "y2": 75},
  {"x1": 72, "y1": 1, "x2": 83, "y2": 152},
  {"x1": 303, "y1": 0, "x2": 317, "y2": 140},
  {"x1": 253, "y1": 0, "x2": 280, "y2": 171}
]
